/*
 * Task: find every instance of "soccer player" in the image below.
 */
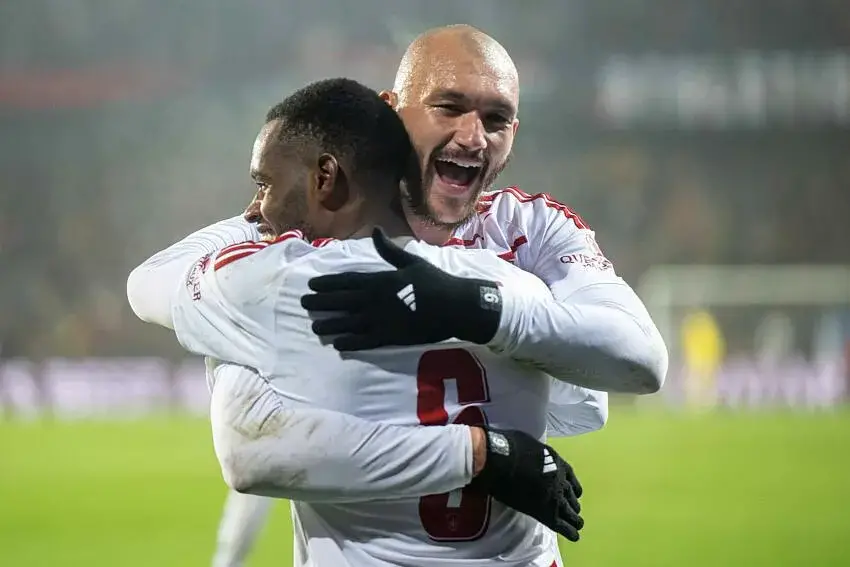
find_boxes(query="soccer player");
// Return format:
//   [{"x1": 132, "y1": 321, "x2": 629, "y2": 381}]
[
  {"x1": 128, "y1": 78, "x2": 585, "y2": 567},
  {"x1": 210, "y1": 24, "x2": 668, "y2": 567}
]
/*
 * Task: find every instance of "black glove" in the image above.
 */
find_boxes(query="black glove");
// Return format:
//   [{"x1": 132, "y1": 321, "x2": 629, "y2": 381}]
[
  {"x1": 300, "y1": 227, "x2": 503, "y2": 351},
  {"x1": 471, "y1": 427, "x2": 584, "y2": 542}
]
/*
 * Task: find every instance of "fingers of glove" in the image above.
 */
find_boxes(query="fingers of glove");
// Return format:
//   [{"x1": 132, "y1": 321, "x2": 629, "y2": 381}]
[
  {"x1": 553, "y1": 518, "x2": 581, "y2": 543},
  {"x1": 308, "y1": 271, "x2": 393, "y2": 293},
  {"x1": 301, "y1": 290, "x2": 371, "y2": 312},
  {"x1": 332, "y1": 333, "x2": 390, "y2": 352},
  {"x1": 311, "y1": 314, "x2": 371, "y2": 337},
  {"x1": 372, "y1": 227, "x2": 420, "y2": 269},
  {"x1": 558, "y1": 456, "x2": 583, "y2": 498},
  {"x1": 561, "y1": 479, "x2": 581, "y2": 514},
  {"x1": 558, "y1": 498, "x2": 584, "y2": 530}
]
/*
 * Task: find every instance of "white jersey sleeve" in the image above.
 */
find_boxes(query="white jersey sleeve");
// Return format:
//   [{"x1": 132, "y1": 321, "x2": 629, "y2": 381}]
[
  {"x1": 210, "y1": 363, "x2": 473, "y2": 503},
  {"x1": 127, "y1": 216, "x2": 260, "y2": 331},
  {"x1": 469, "y1": 188, "x2": 668, "y2": 395},
  {"x1": 130, "y1": 221, "x2": 312, "y2": 373},
  {"x1": 546, "y1": 379, "x2": 608, "y2": 436}
]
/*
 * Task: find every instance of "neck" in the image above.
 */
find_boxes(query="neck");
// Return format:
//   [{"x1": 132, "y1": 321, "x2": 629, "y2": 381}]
[{"x1": 346, "y1": 203, "x2": 415, "y2": 240}]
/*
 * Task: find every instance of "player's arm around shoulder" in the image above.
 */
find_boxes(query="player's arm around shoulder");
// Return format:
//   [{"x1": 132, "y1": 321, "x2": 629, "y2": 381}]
[
  {"x1": 171, "y1": 233, "x2": 313, "y2": 370},
  {"x1": 129, "y1": 229, "x2": 309, "y2": 371},
  {"x1": 127, "y1": 215, "x2": 265, "y2": 329},
  {"x1": 485, "y1": 187, "x2": 668, "y2": 395}
]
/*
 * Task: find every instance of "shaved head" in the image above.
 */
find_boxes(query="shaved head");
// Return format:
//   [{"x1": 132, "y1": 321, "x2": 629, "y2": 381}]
[
  {"x1": 382, "y1": 25, "x2": 520, "y2": 230},
  {"x1": 393, "y1": 24, "x2": 519, "y2": 108}
]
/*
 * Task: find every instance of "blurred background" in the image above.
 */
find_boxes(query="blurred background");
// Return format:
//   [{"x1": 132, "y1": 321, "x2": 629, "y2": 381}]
[{"x1": 1, "y1": 1, "x2": 848, "y2": 566}]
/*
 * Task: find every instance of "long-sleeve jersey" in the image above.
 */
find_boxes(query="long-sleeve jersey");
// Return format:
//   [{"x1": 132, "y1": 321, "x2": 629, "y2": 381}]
[{"x1": 128, "y1": 221, "x2": 565, "y2": 566}]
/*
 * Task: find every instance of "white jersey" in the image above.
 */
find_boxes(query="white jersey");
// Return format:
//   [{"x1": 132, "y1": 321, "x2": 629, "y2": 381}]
[
  {"x1": 171, "y1": 234, "x2": 562, "y2": 567},
  {"x1": 448, "y1": 187, "x2": 666, "y2": 397}
]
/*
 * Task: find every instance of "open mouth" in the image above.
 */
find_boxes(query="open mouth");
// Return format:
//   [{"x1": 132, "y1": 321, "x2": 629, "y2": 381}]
[{"x1": 434, "y1": 158, "x2": 482, "y2": 191}]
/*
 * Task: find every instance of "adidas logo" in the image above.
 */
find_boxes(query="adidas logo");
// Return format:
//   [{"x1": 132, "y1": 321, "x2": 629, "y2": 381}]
[
  {"x1": 397, "y1": 284, "x2": 416, "y2": 311},
  {"x1": 542, "y1": 448, "x2": 557, "y2": 474}
]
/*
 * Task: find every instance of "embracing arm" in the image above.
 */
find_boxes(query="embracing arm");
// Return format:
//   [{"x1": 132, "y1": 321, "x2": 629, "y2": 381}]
[
  {"x1": 489, "y1": 198, "x2": 668, "y2": 395},
  {"x1": 127, "y1": 216, "x2": 260, "y2": 329},
  {"x1": 209, "y1": 364, "x2": 583, "y2": 543},
  {"x1": 492, "y1": 273, "x2": 667, "y2": 395},
  {"x1": 301, "y1": 222, "x2": 665, "y2": 396},
  {"x1": 210, "y1": 365, "x2": 479, "y2": 503}
]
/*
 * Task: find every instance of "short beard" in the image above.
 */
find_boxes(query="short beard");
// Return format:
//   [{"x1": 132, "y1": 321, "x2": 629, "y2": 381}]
[
  {"x1": 409, "y1": 152, "x2": 511, "y2": 231},
  {"x1": 278, "y1": 184, "x2": 317, "y2": 241}
]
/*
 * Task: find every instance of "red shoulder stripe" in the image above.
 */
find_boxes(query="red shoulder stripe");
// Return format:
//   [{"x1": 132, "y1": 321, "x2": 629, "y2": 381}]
[
  {"x1": 311, "y1": 237, "x2": 336, "y2": 248},
  {"x1": 218, "y1": 241, "x2": 268, "y2": 255},
  {"x1": 477, "y1": 186, "x2": 590, "y2": 230},
  {"x1": 214, "y1": 249, "x2": 262, "y2": 271},
  {"x1": 213, "y1": 230, "x2": 306, "y2": 271},
  {"x1": 214, "y1": 242, "x2": 268, "y2": 271},
  {"x1": 443, "y1": 233, "x2": 484, "y2": 248}
]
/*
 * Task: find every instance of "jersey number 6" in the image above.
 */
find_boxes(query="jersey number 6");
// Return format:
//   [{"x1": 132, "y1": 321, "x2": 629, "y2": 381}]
[{"x1": 416, "y1": 348, "x2": 491, "y2": 541}]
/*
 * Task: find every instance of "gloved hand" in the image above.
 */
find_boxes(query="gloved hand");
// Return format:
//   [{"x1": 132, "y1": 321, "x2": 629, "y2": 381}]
[
  {"x1": 472, "y1": 427, "x2": 584, "y2": 542},
  {"x1": 300, "y1": 227, "x2": 503, "y2": 351}
]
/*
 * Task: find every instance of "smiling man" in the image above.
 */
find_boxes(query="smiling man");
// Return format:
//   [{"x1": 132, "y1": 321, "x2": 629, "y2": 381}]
[{"x1": 387, "y1": 25, "x2": 520, "y2": 231}]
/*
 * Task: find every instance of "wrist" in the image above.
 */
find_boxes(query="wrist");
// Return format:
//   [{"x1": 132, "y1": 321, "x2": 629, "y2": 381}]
[
  {"x1": 470, "y1": 427, "x2": 487, "y2": 476},
  {"x1": 469, "y1": 428, "x2": 515, "y2": 487}
]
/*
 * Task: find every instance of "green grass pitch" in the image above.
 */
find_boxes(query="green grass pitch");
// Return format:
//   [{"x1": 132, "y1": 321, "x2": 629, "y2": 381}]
[{"x1": 1, "y1": 409, "x2": 848, "y2": 566}]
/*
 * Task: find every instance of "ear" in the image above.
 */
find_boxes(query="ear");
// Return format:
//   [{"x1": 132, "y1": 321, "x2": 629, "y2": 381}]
[
  {"x1": 512, "y1": 117, "x2": 520, "y2": 137},
  {"x1": 314, "y1": 153, "x2": 348, "y2": 212},
  {"x1": 378, "y1": 90, "x2": 398, "y2": 109}
]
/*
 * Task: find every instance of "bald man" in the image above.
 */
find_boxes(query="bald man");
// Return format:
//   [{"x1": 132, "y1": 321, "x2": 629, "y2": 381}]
[
  {"x1": 385, "y1": 24, "x2": 521, "y2": 234},
  {"x1": 211, "y1": 25, "x2": 667, "y2": 567}
]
